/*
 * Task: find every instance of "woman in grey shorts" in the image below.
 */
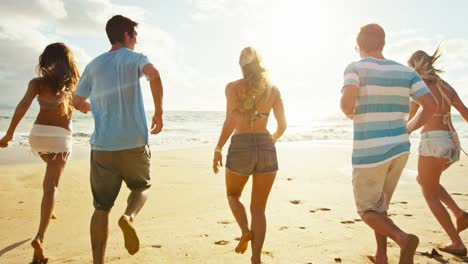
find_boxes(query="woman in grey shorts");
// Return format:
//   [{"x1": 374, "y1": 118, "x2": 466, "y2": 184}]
[
  {"x1": 408, "y1": 47, "x2": 468, "y2": 256},
  {"x1": 212, "y1": 47, "x2": 286, "y2": 264}
]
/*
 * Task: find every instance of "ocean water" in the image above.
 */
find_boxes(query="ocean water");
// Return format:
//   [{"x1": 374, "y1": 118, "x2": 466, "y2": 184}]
[{"x1": 0, "y1": 108, "x2": 467, "y2": 150}]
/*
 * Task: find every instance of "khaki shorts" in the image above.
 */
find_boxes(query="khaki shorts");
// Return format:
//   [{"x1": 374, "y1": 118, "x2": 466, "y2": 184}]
[
  {"x1": 90, "y1": 145, "x2": 151, "y2": 211},
  {"x1": 352, "y1": 153, "x2": 409, "y2": 214}
]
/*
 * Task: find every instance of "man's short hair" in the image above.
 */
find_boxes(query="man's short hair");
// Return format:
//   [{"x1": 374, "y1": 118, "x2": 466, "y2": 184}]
[
  {"x1": 357, "y1": 24, "x2": 385, "y2": 52},
  {"x1": 105, "y1": 15, "x2": 138, "y2": 45}
]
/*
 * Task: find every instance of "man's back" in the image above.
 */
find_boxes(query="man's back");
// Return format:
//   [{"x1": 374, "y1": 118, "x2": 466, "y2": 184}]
[
  {"x1": 76, "y1": 48, "x2": 151, "y2": 150},
  {"x1": 344, "y1": 57, "x2": 428, "y2": 167}
]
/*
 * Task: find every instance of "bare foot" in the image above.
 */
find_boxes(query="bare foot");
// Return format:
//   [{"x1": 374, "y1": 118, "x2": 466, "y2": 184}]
[
  {"x1": 251, "y1": 256, "x2": 262, "y2": 264},
  {"x1": 31, "y1": 237, "x2": 48, "y2": 263},
  {"x1": 235, "y1": 231, "x2": 252, "y2": 254},
  {"x1": 438, "y1": 244, "x2": 467, "y2": 257},
  {"x1": 456, "y1": 212, "x2": 468, "y2": 233},
  {"x1": 399, "y1": 234, "x2": 419, "y2": 264},
  {"x1": 367, "y1": 254, "x2": 388, "y2": 264},
  {"x1": 118, "y1": 215, "x2": 140, "y2": 255}
]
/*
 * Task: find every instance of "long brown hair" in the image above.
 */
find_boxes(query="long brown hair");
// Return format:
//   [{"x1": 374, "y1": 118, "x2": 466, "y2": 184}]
[
  {"x1": 36, "y1": 43, "x2": 80, "y2": 117},
  {"x1": 238, "y1": 47, "x2": 272, "y2": 112},
  {"x1": 408, "y1": 45, "x2": 450, "y2": 106}
]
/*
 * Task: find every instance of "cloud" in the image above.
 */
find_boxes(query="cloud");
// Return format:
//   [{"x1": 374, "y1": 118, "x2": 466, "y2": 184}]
[
  {"x1": 386, "y1": 31, "x2": 468, "y2": 74},
  {"x1": 189, "y1": 0, "x2": 269, "y2": 21},
  {"x1": 0, "y1": 0, "x2": 67, "y2": 20},
  {"x1": 0, "y1": 0, "x2": 179, "y2": 108},
  {"x1": 57, "y1": 0, "x2": 146, "y2": 36}
]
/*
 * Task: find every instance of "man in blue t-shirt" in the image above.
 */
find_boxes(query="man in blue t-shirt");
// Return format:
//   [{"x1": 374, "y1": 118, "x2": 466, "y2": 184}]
[{"x1": 73, "y1": 14, "x2": 164, "y2": 263}]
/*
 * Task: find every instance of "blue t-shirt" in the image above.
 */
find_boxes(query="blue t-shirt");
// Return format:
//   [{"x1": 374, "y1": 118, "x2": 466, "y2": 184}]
[{"x1": 75, "y1": 48, "x2": 151, "y2": 151}]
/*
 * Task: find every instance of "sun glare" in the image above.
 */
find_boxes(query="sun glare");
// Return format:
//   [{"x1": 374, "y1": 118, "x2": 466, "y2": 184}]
[{"x1": 261, "y1": 1, "x2": 341, "y2": 120}]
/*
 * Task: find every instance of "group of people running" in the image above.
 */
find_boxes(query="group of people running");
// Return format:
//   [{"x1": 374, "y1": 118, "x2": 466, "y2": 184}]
[{"x1": 0, "y1": 14, "x2": 467, "y2": 264}]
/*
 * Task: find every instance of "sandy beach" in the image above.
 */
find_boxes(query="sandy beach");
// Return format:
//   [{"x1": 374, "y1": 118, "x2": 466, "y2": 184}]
[{"x1": 1, "y1": 142, "x2": 467, "y2": 263}]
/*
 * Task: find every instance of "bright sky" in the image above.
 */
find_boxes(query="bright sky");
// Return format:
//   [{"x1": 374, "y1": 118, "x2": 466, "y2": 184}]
[{"x1": 1, "y1": 0, "x2": 467, "y2": 119}]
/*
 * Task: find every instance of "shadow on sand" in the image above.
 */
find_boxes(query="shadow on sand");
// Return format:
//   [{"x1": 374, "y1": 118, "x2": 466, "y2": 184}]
[{"x1": 0, "y1": 238, "x2": 31, "y2": 257}]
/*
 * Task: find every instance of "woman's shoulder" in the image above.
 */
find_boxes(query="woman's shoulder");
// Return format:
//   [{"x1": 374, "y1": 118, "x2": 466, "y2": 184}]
[
  {"x1": 225, "y1": 79, "x2": 245, "y2": 94},
  {"x1": 268, "y1": 84, "x2": 281, "y2": 97},
  {"x1": 28, "y1": 77, "x2": 47, "y2": 92}
]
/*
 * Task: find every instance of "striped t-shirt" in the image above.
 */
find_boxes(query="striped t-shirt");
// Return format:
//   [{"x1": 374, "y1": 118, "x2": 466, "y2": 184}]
[{"x1": 343, "y1": 57, "x2": 430, "y2": 168}]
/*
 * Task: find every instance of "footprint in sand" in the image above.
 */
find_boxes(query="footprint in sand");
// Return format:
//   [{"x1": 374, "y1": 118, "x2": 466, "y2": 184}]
[
  {"x1": 217, "y1": 220, "x2": 232, "y2": 225},
  {"x1": 340, "y1": 220, "x2": 355, "y2": 224},
  {"x1": 287, "y1": 178, "x2": 293, "y2": 181},
  {"x1": 391, "y1": 201, "x2": 408, "y2": 205},
  {"x1": 151, "y1": 244, "x2": 162, "y2": 249},
  {"x1": 354, "y1": 219, "x2": 362, "y2": 222},
  {"x1": 452, "y1": 193, "x2": 463, "y2": 196},
  {"x1": 309, "y1": 210, "x2": 316, "y2": 213},
  {"x1": 214, "y1": 240, "x2": 229, "y2": 245},
  {"x1": 278, "y1": 226, "x2": 289, "y2": 231},
  {"x1": 318, "y1": 208, "x2": 331, "y2": 211},
  {"x1": 298, "y1": 226, "x2": 306, "y2": 229},
  {"x1": 262, "y1": 251, "x2": 274, "y2": 258},
  {"x1": 200, "y1": 234, "x2": 209, "y2": 237},
  {"x1": 290, "y1": 200, "x2": 302, "y2": 205},
  {"x1": 403, "y1": 214, "x2": 413, "y2": 217}
]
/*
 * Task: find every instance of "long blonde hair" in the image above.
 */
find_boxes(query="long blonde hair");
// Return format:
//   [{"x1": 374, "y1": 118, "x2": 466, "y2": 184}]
[
  {"x1": 408, "y1": 46, "x2": 450, "y2": 107},
  {"x1": 238, "y1": 47, "x2": 272, "y2": 112},
  {"x1": 36, "y1": 43, "x2": 80, "y2": 117}
]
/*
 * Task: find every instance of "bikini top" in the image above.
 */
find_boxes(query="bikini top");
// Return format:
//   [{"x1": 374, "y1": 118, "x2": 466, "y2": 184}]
[
  {"x1": 249, "y1": 111, "x2": 270, "y2": 128},
  {"x1": 37, "y1": 98, "x2": 61, "y2": 109}
]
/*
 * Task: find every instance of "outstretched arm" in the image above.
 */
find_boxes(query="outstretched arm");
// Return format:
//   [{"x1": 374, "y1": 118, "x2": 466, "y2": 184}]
[
  {"x1": 272, "y1": 89, "x2": 287, "y2": 142},
  {"x1": 213, "y1": 84, "x2": 236, "y2": 174},
  {"x1": 143, "y1": 64, "x2": 164, "y2": 135},
  {"x1": 0, "y1": 79, "x2": 39, "y2": 147},
  {"x1": 451, "y1": 88, "x2": 468, "y2": 122},
  {"x1": 72, "y1": 95, "x2": 91, "y2": 114}
]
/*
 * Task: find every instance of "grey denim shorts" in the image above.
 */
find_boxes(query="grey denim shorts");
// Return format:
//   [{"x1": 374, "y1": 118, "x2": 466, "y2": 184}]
[
  {"x1": 226, "y1": 133, "x2": 278, "y2": 176},
  {"x1": 419, "y1": 131, "x2": 460, "y2": 162}
]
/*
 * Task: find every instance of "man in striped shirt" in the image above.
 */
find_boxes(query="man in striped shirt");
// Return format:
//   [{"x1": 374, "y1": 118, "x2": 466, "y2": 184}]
[{"x1": 340, "y1": 24, "x2": 436, "y2": 264}]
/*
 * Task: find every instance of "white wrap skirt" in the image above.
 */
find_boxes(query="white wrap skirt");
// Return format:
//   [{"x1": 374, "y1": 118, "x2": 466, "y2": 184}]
[{"x1": 29, "y1": 124, "x2": 72, "y2": 159}]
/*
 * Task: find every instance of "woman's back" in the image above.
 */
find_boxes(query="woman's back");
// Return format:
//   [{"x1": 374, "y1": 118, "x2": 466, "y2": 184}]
[
  {"x1": 34, "y1": 78, "x2": 73, "y2": 131},
  {"x1": 227, "y1": 79, "x2": 279, "y2": 135},
  {"x1": 421, "y1": 80, "x2": 455, "y2": 133}
]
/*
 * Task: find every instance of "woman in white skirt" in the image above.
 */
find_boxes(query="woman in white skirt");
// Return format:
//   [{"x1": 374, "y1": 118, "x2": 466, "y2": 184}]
[{"x1": 0, "y1": 43, "x2": 83, "y2": 263}]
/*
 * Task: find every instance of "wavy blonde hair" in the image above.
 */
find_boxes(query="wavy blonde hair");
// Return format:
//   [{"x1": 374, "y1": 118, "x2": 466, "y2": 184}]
[
  {"x1": 408, "y1": 45, "x2": 450, "y2": 106},
  {"x1": 36, "y1": 43, "x2": 80, "y2": 117},
  {"x1": 238, "y1": 47, "x2": 272, "y2": 112}
]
